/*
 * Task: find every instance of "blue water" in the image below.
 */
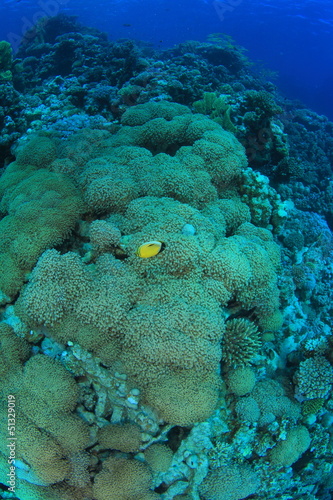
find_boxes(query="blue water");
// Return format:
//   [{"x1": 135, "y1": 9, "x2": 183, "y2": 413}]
[{"x1": 1, "y1": 0, "x2": 333, "y2": 119}]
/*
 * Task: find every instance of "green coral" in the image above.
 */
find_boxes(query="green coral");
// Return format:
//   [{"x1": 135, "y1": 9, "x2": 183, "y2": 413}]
[
  {"x1": 121, "y1": 100, "x2": 191, "y2": 126},
  {"x1": 199, "y1": 463, "x2": 260, "y2": 500},
  {"x1": 193, "y1": 92, "x2": 238, "y2": 134},
  {"x1": 0, "y1": 350, "x2": 90, "y2": 490},
  {"x1": 0, "y1": 136, "x2": 83, "y2": 300},
  {"x1": 0, "y1": 102, "x2": 293, "y2": 498},
  {"x1": 0, "y1": 41, "x2": 13, "y2": 81},
  {"x1": 15, "y1": 104, "x2": 282, "y2": 431},
  {"x1": 240, "y1": 90, "x2": 288, "y2": 166},
  {"x1": 268, "y1": 425, "x2": 311, "y2": 467},
  {"x1": 302, "y1": 398, "x2": 325, "y2": 416}
]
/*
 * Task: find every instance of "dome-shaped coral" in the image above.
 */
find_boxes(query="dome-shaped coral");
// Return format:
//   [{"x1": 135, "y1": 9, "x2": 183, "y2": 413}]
[
  {"x1": 268, "y1": 425, "x2": 311, "y2": 467},
  {"x1": 226, "y1": 366, "x2": 256, "y2": 395},
  {"x1": 144, "y1": 444, "x2": 173, "y2": 474},
  {"x1": 199, "y1": 463, "x2": 260, "y2": 500},
  {"x1": 93, "y1": 457, "x2": 153, "y2": 500},
  {"x1": 97, "y1": 422, "x2": 142, "y2": 453}
]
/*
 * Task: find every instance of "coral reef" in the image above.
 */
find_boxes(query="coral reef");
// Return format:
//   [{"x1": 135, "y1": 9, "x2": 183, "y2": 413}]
[
  {"x1": 0, "y1": 15, "x2": 333, "y2": 500},
  {"x1": 1, "y1": 16, "x2": 332, "y2": 230}
]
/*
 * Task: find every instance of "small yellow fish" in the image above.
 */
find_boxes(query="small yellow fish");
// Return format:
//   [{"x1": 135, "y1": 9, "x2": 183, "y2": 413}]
[{"x1": 136, "y1": 241, "x2": 164, "y2": 258}]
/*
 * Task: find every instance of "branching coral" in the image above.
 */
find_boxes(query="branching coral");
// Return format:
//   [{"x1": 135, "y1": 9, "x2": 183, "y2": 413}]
[
  {"x1": 222, "y1": 318, "x2": 261, "y2": 368},
  {"x1": 294, "y1": 355, "x2": 333, "y2": 399}
]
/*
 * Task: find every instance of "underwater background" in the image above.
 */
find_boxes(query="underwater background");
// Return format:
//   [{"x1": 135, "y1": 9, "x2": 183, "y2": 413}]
[
  {"x1": 0, "y1": 0, "x2": 333, "y2": 500},
  {"x1": 1, "y1": 0, "x2": 333, "y2": 120}
]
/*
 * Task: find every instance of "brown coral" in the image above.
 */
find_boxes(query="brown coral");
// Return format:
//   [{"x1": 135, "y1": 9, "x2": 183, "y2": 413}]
[
  {"x1": 0, "y1": 145, "x2": 83, "y2": 300},
  {"x1": 97, "y1": 422, "x2": 142, "y2": 453},
  {"x1": 199, "y1": 463, "x2": 260, "y2": 500},
  {"x1": 268, "y1": 425, "x2": 311, "y2": 467},
  {"x1": 92, "y1": 457, "x2": 153, "y2": 500}
]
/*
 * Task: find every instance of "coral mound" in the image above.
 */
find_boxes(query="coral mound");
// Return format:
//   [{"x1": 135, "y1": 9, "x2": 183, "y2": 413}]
[{"x1": 0, "y1": 100, "x2": 289, "y2": 499}]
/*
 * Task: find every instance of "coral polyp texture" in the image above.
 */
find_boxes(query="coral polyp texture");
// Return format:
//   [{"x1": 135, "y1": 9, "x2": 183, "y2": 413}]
[
  {"x1": 0, "y1": 91, "x2": 332, "y2": 500},
  {"x1": 0, "y1": 136, "x2": 83, "y2": 301}
]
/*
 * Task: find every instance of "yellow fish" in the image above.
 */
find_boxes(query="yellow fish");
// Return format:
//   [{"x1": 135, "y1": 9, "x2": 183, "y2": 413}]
[{"x1": 136, "y1": 241, "x2": 164, "y2": 258}]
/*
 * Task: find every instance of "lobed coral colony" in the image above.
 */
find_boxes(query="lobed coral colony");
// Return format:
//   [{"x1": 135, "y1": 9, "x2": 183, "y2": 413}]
[{"x1": 0, "y1": 15, "x2": 333, "y2": 500}]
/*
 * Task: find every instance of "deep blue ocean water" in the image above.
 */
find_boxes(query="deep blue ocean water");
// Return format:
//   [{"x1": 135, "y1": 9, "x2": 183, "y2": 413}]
[{"x1": 1, "y1": 0, "x2": 333, "y2": 119}]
